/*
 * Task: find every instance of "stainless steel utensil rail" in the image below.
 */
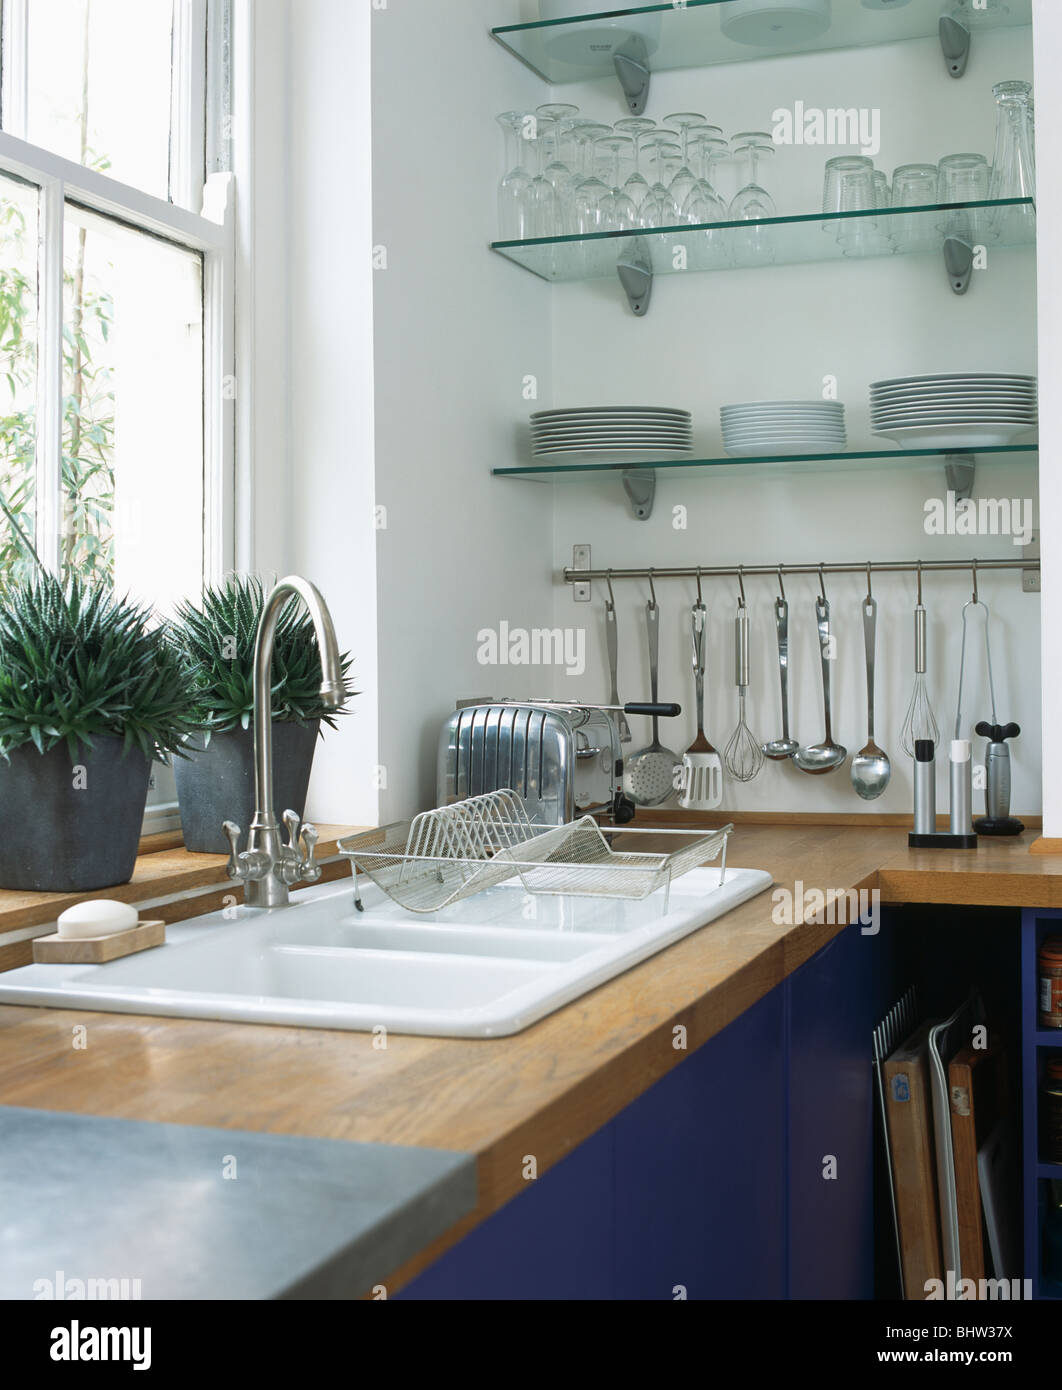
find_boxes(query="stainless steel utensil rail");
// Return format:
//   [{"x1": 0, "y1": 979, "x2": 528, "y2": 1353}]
[{"x1": 565, "y1": 557, "x2": 1039, "y2": 585}]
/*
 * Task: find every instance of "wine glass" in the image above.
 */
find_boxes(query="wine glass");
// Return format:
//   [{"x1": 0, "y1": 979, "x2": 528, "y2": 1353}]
[
  {"x1": 593, "y1": 134, "x2": 638, "y2": 232},
  {"x1": 536, "y1": 103, "x2": 581, "y2": 202},
  {"x1": 640, "y1": 133, "x2": 682, "y2": 228},
  {"x1": 525, "y1": 117, "x2": 561, "y2": 238},
  {"x1": 683, "y1": 133, "x2": 729, "y2": 224},
  {"x1": 729, "y1": 132, "x2": 777, "y2": 219},
  {"x1": 663, "y1": 111, "x2": 708, "y2": 215},
  {"x1": 615, "y1": 117, "x2": 657, "y2": 209},
  {"x1": 496, "y1": 112, "x2": 532, "y2": 239},
  {"x1": 568, "y1": 122, "x2": 613, "y2": 235}
]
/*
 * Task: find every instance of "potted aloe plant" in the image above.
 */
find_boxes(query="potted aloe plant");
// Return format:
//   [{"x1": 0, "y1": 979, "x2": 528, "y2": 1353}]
[
  {"x1": 0, "y1": 574, "x2": 199, "y2": 892},
  {"x1": 169, "y1": 576, "x2": 353, "y2": 854}
]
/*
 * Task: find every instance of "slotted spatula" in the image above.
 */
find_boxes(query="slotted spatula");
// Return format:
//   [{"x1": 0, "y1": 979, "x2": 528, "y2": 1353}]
[{"x1": 680, "y1": 598, "x2": 724, "y2": 810}]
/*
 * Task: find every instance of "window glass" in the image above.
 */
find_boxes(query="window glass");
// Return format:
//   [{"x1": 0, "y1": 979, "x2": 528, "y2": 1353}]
[
  {"x1": 0, "y1": 171, "x2": 37, "y2": 584},
  {"x1": 25, "y1": 0, "x2": 177, "y2": 199},
  {"x1": 63, "y1": 203, "x2": 204, "y2": 612}
]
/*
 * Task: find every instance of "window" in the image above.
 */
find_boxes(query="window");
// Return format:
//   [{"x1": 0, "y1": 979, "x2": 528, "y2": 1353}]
[{"x1": 0, "y1": 0, "x2": 234, "y2": 828}]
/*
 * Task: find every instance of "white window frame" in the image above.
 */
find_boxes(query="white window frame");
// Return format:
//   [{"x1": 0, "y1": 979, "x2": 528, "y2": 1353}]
[{"x1": 0, "y1": 0, "x2": 236, "y2": 832}]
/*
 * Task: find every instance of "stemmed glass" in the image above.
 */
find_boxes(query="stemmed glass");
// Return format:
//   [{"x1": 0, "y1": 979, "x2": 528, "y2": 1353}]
[
  {"x1": 593, "y1": 134, "x2": 638, "y2": 232},
  {"x1": 640, "y1": 133, "x2": 683, "y2": 228},
  {"x1": 525, "y1": 117, "x2": 561, "y2": 239},
  {"x1": 536, "y1": 104, "x2": 581, "y2": 203},
  {"x1": 615, "y1": 117, "x2": 657, "y2": 210},
  {"x1": 729, "y1": 132, "x2": 777, "y2": 263},
  {"x1": 568, "y1": 123, "x2": 613, "y2": 235},
  {"x1": 496, "y1": 112, "x2": 532, "y2": 240},
  {"x1": 729, "y1": 132, "x2": 777, "y2": 219},
  {"x1": 682, "y1": 127, "x2": 728, "y2": 223},
  {"x1": 664, "y1": 111, "x2": 708, "y2": 215}
]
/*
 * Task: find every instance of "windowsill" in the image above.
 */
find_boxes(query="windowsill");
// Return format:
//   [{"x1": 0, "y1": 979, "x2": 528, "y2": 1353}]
[{"x1": 0, "y1": 825, "x2": 363, "y2": 969}]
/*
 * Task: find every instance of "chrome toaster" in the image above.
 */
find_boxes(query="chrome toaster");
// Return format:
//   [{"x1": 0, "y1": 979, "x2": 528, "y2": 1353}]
[{"x1": 438, "y1": 701, "x2": 633, "y2": 827}]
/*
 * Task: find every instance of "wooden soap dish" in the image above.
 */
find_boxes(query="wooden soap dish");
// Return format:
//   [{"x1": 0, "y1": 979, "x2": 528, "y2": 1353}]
[{"x1": 32, "y1": 919, "x2": 166, "y2": 965}]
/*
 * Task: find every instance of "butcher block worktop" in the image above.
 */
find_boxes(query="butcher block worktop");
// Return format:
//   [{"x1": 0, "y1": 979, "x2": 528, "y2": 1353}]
[{"x1": 2, "y1": 822, "x2": 1060, "y2": 1294}]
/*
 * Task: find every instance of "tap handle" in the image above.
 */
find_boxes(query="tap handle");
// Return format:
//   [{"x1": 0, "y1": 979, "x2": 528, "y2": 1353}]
[
  {"x1": 222, "y1": 821, "x2": 243, "y2": 880},
  {"x1": 283, "y1": 809, "x2": 301, "y2": 853},
  {"x1": 300, "y1": 822, "x2": 321, "y2": 883}
]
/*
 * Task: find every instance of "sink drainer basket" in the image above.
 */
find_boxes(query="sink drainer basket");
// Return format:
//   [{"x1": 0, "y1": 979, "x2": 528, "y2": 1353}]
[{"x1": 338, "y1": 790, "x2": 733, "y2": 915}]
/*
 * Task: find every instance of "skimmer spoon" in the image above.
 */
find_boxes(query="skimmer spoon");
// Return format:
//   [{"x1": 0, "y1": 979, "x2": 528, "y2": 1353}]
[{"x1": 623, "y1": 592, "x2": 681, "y2": 806}]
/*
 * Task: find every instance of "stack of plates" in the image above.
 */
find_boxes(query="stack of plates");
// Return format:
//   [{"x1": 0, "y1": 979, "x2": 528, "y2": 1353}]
[
  {"x1": 721, "y1": 401, "x2": 847, "y2": 458},
  {"x1": 871, "y1": 374, "x2": 1038, "y2": 449},
  {"x1": 531, "y1": 407, "x2": 693, "y2": 461}
]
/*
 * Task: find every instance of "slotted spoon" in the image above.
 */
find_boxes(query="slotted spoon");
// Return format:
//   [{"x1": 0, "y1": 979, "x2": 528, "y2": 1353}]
[{"x1": 623, "y1": 598, "x2": 681, "y2": 806}]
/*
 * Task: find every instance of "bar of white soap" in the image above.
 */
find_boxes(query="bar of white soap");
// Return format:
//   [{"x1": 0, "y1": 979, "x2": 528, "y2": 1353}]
[{"x1": 57, "y1": 900, "x2": 139, "y2": 940}]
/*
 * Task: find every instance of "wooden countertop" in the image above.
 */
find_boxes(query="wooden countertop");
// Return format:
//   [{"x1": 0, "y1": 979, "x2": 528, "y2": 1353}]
[{"x1": 2, "y1": 823, "x2": 1059, "y2": 1294}]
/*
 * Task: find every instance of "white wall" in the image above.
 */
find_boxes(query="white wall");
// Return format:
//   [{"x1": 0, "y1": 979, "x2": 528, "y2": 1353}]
[
  {"x1": 252, "y1": 6, "x2": 1045, "y2": 828},
  {"x1": 546, "y1": 26, "x2": 1042, "y2": 816},
  {"x1": 370, "y1": 0, "x2": 555, "y2": 821},
  {"x1": 239, "y1": 0, "x2": 380, "y2": 827}
]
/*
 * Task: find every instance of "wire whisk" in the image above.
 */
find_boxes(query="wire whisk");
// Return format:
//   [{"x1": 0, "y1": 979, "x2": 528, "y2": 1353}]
[
  {"x1": 725, "y1": 592, "x2": 763, "y2": 783},
  {"x1": 900, "y1": 567, "x2": 940, "y2": 758}
]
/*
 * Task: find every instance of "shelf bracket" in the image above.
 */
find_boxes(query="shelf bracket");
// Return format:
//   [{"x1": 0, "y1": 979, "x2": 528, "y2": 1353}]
[
  {"x1": 571, "y1": 544, "x2": 592, "y2": 602},
  {"x1": 939, "y1": 16, "x2": 970, "y2": 79},
  {"x1": 943, "y1": 236, "x2": 974, "y2": 295},
  {"x1": 617, "y1": 238, "x2": 652, "y2": 317},
  {"x1": 945, "y1": 453, "x2": 976, "y2": 503},
  {"x1": 622, "y1": 469, "x2": 656, "y2": 522},
  {"x1": 613, "y1": 35, "x2": 650, "y2": 116}
]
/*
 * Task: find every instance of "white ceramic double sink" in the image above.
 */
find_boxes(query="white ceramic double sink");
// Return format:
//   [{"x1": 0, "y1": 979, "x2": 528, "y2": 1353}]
[{"x1": 0, "y1": 866, "x2": 772, "y2": 1037}]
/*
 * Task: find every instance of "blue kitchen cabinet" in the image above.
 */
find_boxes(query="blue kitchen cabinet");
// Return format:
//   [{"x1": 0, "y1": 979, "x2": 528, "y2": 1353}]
[
  {"x1": 401, "y1": 925, "x2": 881, "y2": 1300},
  {"x1": 786, "y1": 916, "x2": 893, "y2": 1299}
]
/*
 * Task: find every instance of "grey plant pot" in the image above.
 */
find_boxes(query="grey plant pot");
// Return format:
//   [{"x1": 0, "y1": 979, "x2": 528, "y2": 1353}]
[
  {"x1": 0, "y1": 736, "x2": 151, "y2": 892},
  {"x1": 175, "y1": 721, "x2": 321, "y2": 854}
]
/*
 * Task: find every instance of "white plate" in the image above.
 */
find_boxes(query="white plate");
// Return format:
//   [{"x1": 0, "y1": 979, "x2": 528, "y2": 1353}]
[
  {"x1": 721, "y1": 398, "x2": 844, "y2": 408},
  {"x1": 724, "y1": 421, "x2": 847, "y2": 430},
  {"x1": 872, "y1": 424, "x2": 1036, "y2": 449},
  {"x1": 717, "y1": 408, "x2": 839, "y2": 419},
  {"x1": 871, "y1": 374, "x2": 1036, "y2": 388},
  {"x1": 531, "y1": 425, "x2": 697, "y2": 436},
  {"x1": 532, "y1": 447, "x2": 695, "y2": 460},
  {"x1": 724, "y1": 441, "x2": 846, "y2": 458},
  {"x1": 871, "y1": 390, "x2": 1037, "y2": 404},
  {"x1": 531, "y1": 406, "x2": 690, "y2": 419},
  {"x1": 533, "y1": 415, "x2": 692, "y2": 422},
  {"x1": 532, "y1": 420, "x2": 692, "y2": 431},
  {"x1": 722, "y1": 433, "x2": 845, "y2": 444},
  {"x1": 871, "y1": 411, "x2": 1037, "y2": 423},
  {"x1": 723, "y1": 426, "x2": 847, "y2": 438}
]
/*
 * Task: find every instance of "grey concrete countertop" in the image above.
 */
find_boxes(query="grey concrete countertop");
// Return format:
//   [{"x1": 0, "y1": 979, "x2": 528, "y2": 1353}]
[{"x1": 0, "y1": 1107, "x2": 475, "y2": 1300}]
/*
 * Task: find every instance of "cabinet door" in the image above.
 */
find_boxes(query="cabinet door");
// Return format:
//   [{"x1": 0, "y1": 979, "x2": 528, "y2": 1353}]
[
  {"x1": 399, "y1": 1121, "x2": 616, "y2": 1300},
  {"x1": 786, "y1": 920, "x2": 882, "y2": 1299},
  {"x1": 612, "y1": 985, "x2": 787, "y2": 1300}
]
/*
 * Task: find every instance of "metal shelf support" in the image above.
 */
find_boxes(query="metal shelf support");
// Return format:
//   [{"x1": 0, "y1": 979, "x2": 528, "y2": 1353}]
[
  {"x1": 944, "y1": 453, "x2": 976, "y2": 502},
  {"x1": 940, "y1": 16, "x2": 971, "y2": 79},
  {"x1": 621, "y1": 468, "x2": 656, "y2": 521},
  {"x1": 944, "y1": 236, "x2": 975, "y2": 294},
  {"x1": 614, "y1": 35, "x2": 650, "y2": 115},
  {"x1": 617, "y1": 238, "x2": 652, "y2": 316}
]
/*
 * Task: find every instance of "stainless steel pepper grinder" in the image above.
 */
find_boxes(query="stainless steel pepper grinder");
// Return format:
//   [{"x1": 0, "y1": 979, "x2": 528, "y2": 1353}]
[{"x1": 973, "y1": 721, "x2": 1025, "y2": 836}]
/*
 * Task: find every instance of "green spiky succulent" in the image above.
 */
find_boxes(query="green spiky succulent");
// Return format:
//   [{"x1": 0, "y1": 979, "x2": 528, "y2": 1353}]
[
  {"x1": 170, "y1": 575, "x2": 354, "y2": 736},
  {"x1": 0, "y1": 573, "x2": 200, "y2": 760}
]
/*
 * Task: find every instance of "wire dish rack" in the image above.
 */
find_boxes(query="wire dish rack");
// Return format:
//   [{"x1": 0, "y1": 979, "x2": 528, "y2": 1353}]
[{"x1": 337, "y1": 790, "x2": 733, "y2": 915}]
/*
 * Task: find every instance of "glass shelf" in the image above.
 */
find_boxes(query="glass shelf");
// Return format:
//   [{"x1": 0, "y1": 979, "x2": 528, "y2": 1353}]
[
  {"x1": 492, "y1": 199, "x2": 1035, "y2": 283},
  {"x1": 493, "y1": 444, "x2": 1038, "y2": 482},
  {"x1": 492, "y1": 0, "x2": 1032, "y2": 84}
]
